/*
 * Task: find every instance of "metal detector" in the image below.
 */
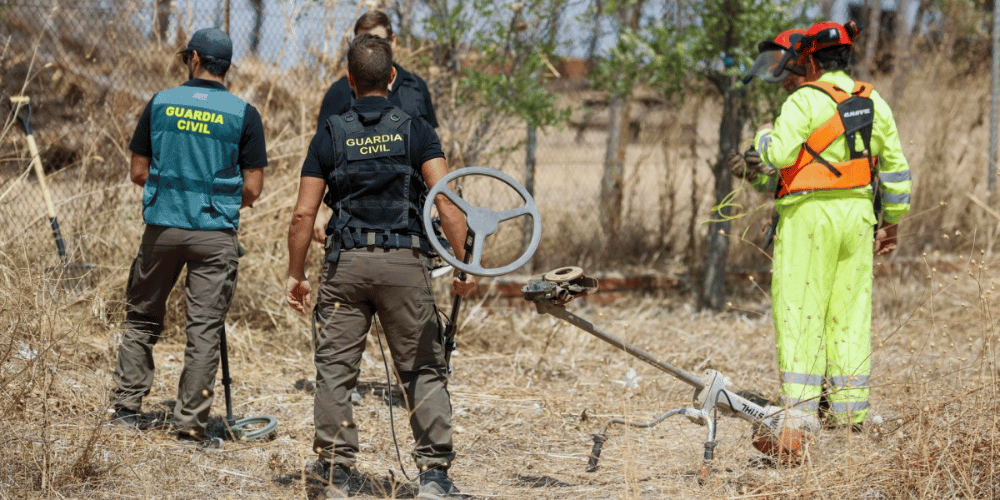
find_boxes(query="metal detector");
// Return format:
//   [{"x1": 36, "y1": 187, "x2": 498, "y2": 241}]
[
  {"x1": 422, "y1": 166, "x2": 542, "y2": 277},
  {"x1": 520, "y1": 270, "x2": 821, "y2": 477},
  {"x1": 422, "y1": 166, "x2": 542, "y2": 372},
  {"x1": 219, "y1": 327, "x2": 278, "y2": 441}
]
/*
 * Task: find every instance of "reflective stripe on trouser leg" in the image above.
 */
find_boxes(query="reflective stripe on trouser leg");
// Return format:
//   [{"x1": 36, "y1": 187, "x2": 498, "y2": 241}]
[
  {"x1": 779, "y1": 372, "x2": 822, "y2": 413},
  {"x1": 825, "y1": 201, "x2": 873, "y2": 425},
  {"x1": 772, "y1": 196, "x2": 876, "y2": 421}
]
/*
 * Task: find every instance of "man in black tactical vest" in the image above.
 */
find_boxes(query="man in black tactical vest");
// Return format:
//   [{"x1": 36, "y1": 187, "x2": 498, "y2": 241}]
[
  {"x1": 285, "y1": 34, "x2": 476, "y2": 500},
  {"x1": 311, "y1": 9, "x2": 441, "y2": 249}
]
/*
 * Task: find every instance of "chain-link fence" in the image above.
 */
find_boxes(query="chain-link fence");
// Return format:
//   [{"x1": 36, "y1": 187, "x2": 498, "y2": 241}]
[{"x1": 1, "y1": 0, "x2": 746, "y2": 277}]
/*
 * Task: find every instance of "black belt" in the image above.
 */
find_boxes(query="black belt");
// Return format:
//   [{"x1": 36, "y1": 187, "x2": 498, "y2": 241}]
[{"x1": 325, "y1": 230, "x2": 432, "y2": 263}]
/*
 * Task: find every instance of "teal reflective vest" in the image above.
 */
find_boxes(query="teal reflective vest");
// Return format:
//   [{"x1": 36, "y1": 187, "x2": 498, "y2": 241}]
[{"x1": 144, "y1": 85, "x2": 247, "y2": 230}]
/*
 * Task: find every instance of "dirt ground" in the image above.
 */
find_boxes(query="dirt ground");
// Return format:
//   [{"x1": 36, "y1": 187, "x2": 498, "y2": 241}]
[{"x1": 6, "y1": 250, "x2": 994, "y2": 500}]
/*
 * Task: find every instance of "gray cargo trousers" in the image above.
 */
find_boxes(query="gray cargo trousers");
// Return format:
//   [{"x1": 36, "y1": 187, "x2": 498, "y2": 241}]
[
  {"x1": 110, "y1": 225, "x2": 240, "y2": 436},
  {"x1": 313, "y1": 246, "x2": 455, "y2": 470}
]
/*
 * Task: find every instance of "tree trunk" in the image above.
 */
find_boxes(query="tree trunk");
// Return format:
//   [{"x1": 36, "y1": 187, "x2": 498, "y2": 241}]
[
  {"x1": 249, "y1": 0, "x2": 264, "y2": 55},
  {"x1": 600, "y1": 93, "x2": 626, "y2": 240},
  {"x1": 523, "y1": 123, "x2": 537, "y2": 274},
  {"x1": 697, "y1": 84, "x2": 741, "y2": 311},
  {"x1": 598, "y1": 0, "x2": 643, "y2": 251},
  {"x1": 819, "y1": 0, "x2": 835, "y2": 19},
  {"x1": 155, "y1": 0, "x2": 171, "y2": 43},
  {"x1": 859, "y1": 0, "x2": 883, "y2": 79},
  {"x1": 889, "y1": 0, "x2": 915, "y2": 104}
]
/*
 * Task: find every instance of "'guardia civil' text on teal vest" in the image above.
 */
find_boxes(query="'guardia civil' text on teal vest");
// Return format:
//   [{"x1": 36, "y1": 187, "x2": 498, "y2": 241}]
[{"x1": 145, "y1": 85, "x2": 247, "y2": 230}]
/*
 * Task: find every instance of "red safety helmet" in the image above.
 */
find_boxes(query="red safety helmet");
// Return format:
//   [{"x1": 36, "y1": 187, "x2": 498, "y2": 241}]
[
  {"x1": 758, "y1": 29, "x2": 807, "y2": 53},
  {"x1": 795, "y1": 20, "x2": 859, "y2": 56},
  {"x1": 744, "y1": 29, "x2": 807, "y2": 84}
]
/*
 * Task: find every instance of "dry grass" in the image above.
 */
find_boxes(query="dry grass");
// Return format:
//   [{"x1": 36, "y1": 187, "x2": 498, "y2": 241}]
[{"x1": 2, "y1": 4, "x2": 1000, "y2": 500}]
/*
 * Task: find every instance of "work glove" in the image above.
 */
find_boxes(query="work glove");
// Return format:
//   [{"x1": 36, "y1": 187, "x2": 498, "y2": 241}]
[
  {"x1": 743, "y1": 149, "x2": 776, "y2": 177},
  {"x1": 726, "y1": 152, "x2": 748, "y2": 179},
  {"x1": 728, "y1": 149, "x2": 775, "y2": 179}
]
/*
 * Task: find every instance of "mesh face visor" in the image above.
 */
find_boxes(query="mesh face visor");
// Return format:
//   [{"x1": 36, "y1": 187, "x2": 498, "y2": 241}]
[{"x1": 744, "y1": 49, "x2": 795, "y2": 83}]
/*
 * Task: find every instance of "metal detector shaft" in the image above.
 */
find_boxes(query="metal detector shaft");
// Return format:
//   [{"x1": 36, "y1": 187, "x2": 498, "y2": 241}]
[
  {"x1": 219, "y1": 327, "x2": 235, "y2": 425},
  {"x1": 535, "y1": 301, "x2": 706, "y2": 391},
  {"x1": 444, "y1": 235, "x2": 474, "y2": 373}
]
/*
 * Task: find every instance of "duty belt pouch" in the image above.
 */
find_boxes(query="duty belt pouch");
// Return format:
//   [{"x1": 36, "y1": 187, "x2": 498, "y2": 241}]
[{"x1": 324, "y1": 232, "x2": 339, "y2": 264}]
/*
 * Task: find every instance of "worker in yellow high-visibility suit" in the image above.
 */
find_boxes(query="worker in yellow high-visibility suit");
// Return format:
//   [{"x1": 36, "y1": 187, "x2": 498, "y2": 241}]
[{"x1": 734, "y1": 20, "x2": 912, "y2": 429}]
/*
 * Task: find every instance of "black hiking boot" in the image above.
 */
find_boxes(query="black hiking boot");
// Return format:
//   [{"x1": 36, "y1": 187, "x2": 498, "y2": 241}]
[
  {"x1": 108, "y1": 408, "x2": 143, "y2": 429},
  {"x1": 309, "y1": 461, "x2": 353, "y2": 499},
  {"x1": 176, "y1": 430, "x2": 223, "y2": 449},
  {"x1": 417, "y1": 468, "x2": 471, "y2": 500}
]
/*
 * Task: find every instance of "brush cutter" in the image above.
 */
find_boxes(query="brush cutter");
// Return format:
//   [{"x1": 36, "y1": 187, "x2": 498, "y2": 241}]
[
  {"x1": 10, "y1": 96, "x2": 94, "y2": 291},
  {"x1": 521, "y1": 270, "x2": 821, "y2": 477},
  {"x1": 423, "y1": 168, "x2": 820, "y2": 478}
]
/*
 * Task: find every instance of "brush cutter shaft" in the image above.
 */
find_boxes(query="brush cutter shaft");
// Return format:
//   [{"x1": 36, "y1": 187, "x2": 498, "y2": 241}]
[
  {"x1": 540, "y1": 299, "x2": 820, "y2": 433},
  {"x1": 535, "y1": 301, "x2": 706, "y2": 390}
]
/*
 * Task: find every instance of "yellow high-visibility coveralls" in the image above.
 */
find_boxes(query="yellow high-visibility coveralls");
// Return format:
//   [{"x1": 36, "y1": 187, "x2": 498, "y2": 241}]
[{"x1": 750, "y1": 70, "x2": 911, "y2": 425}]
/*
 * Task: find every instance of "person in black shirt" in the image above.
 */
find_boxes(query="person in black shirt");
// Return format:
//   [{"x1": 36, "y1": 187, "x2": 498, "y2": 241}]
[
  {"x1": 109, "y1": 28, "x2": 268, "y2": 446},
  {"x1": 312, "y1": 10, "x2": 439, "y2": 244},
  {"x1": 286, "y1": 34, "x2": 475, "y2": 500}
]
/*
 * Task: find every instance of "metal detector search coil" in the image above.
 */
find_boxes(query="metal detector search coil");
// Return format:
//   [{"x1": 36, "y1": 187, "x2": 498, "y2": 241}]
[{"x1": 422, "y1": 166, "x2": 541, "y2": 277}]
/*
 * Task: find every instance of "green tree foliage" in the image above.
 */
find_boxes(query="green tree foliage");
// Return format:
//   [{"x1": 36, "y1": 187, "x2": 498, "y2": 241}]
[
  {"x1": 422, "y1": 0, "x2": 572, "y2": 165},
  {"x1": 589, "y1": 0, "x2": 808, "y2": 309}
]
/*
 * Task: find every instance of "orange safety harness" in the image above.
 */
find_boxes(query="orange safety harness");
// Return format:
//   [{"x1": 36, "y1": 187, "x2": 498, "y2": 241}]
[{"x1": 777, "y1": 81, "x2": 877, "y2": 199}]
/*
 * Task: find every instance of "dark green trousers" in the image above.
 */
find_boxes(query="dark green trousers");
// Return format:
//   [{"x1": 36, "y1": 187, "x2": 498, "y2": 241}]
[
  {"x1": 313, "y1": 247, "x2": 454, "y2": 470},
  {"x1": 111, "y1": 225, "x2": 240, "y2": 436}
]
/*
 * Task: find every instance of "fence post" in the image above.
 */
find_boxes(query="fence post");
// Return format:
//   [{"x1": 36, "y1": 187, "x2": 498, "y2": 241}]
[{"x1": 523, "y1": 122, "x2": 537, "y2": 274}]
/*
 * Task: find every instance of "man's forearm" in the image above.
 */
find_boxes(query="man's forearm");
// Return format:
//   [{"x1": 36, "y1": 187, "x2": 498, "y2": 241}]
[
  {"x1": 287, "y1": 215, "x2": 314, "y2": 279},
  {"x1": 435, "y1": 195, "x2": 468, "y2": 262}
]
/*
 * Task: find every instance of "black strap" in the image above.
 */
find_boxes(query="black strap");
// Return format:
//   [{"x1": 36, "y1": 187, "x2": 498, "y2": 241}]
[{"x1": 803, "y1": 143, "x2": 843, "y2": 178}]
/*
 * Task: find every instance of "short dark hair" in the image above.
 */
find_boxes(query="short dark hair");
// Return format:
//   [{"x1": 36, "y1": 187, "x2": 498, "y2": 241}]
[
  {"x1": 812, "y1": 45, "x2": 851, "y2": 71},
  {"x1": 198, "y1": 54, "x2": 231, "y2": 78},
  {"x1": 354, "y1": 10, "x2": 393, "y2": 37},
  {"x1": 348, "y1": 34, "x2": 393, "y2": 94}
]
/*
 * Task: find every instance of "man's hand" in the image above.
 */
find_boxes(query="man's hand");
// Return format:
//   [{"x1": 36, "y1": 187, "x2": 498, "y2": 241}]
[
  {"x1": 286, "y1": 275, "x2": 312, "y2": 315},
  {"x1": 453, "y1": 274, "x2": 477, "y2": 298},
  {"x1": 312, "y1": 205, "x2": 332, "y2": 244},
  {"x1": 875, "y1": 223, "x2": 898, "y2": 256},
  {"x1": 728, "y1": 150, "x2": 775, "y2": 179}
]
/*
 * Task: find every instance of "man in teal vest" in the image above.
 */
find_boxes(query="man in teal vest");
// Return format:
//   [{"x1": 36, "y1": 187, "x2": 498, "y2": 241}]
[
  {"x1": 735, "y1": 21, "x2": 911, "y2": 430},
  {"x1": 109, "y1": 28, "x2": 268, "y2": 445}
]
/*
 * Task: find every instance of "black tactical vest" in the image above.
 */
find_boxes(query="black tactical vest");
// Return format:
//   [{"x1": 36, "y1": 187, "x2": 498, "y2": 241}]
[{"x1": 324, "y1": 106, "x2": 430, "y2": 263}]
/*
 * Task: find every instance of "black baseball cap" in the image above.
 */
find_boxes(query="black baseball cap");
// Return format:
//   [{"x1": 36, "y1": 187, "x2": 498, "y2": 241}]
[{"x1": 179, "y1": 28, "x2": 233, "y2": 62}]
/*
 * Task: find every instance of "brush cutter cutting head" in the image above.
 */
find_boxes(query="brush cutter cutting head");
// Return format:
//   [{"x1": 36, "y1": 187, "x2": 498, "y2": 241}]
[{"x1": 752, "y1": 426, "x2": 810, "y2": 466}]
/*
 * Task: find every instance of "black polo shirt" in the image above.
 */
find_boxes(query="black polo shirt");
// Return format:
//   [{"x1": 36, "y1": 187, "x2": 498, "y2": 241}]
[
  {"x1": 130, "y1": 79, "x2": 268, "y2": 171},
  {"x1": 301, "y1": 96, "x2": 444, "y2": 183},
  {"x1": 315, "y1": 63, "x2": 439, "y2": 133}
]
